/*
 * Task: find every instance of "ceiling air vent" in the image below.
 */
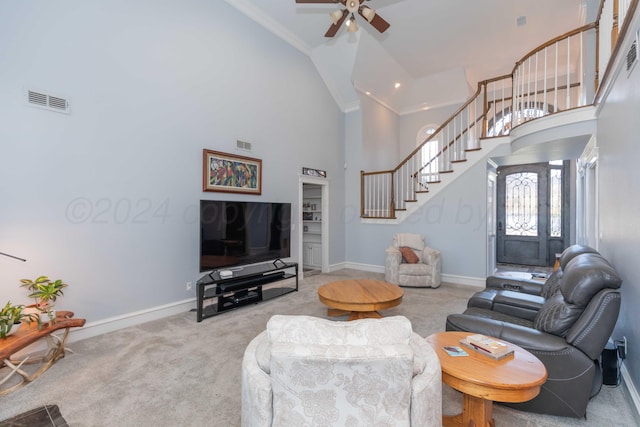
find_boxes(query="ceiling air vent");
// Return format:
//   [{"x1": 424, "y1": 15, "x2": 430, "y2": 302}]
[
  {"x1": 25, "y1": 89, "x2": 70, "y2": 114},
  {"x1": 236, "y1": 140, "x2": 252, "y2": 151}
]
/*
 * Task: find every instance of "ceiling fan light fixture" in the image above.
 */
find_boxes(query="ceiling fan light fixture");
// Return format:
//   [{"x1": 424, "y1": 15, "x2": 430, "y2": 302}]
[
  {"x1": 330, "y1": 9, "x2": 345, "y2": 25},
  {"x1": 360, "y1": 6, "x2": 376, "y2": 23},
  {"x1": 346, "y1": 14, "x2": 358, "y2": 32}
]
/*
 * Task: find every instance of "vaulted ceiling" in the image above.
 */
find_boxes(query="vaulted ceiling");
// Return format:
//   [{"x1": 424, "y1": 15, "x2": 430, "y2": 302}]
[{"x1": 225, "y1": 0, "x2": 597, "y2": 114}]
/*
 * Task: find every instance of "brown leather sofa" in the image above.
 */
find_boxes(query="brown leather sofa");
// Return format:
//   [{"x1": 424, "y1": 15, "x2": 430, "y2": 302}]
[{"x1": 446, "y1": 246, "x2": 622, "y2": 418}]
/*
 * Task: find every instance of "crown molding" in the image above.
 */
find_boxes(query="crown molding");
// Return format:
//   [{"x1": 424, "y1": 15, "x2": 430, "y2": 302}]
[{"x1": 224, "y1": 0, "x2": 312, "y2": 56}]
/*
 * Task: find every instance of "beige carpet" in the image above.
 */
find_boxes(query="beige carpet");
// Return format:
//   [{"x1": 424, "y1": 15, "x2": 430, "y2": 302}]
[{"x1": 0, "y1": 269, "x2": 637, "y2": 426}]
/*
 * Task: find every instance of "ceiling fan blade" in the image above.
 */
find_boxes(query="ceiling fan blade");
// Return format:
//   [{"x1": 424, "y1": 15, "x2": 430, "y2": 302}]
[
  {"x1": 324, "y1": 10, "x2": 347, "y2": 37},
  {"x1": 295, "y1": 0, "x2": 339, "y2": 3},
  {"x1": 363, "y1": 12, "x2": 390, "y2": 34}
]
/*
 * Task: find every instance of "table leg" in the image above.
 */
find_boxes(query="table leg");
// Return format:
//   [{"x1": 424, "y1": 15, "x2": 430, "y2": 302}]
[
  {"x1": 443, "y1": 394, "x2": 494, "y2": 427},
  {"x1": 0, "y1": 328, "x2": 72, "y2": 396},
  {"x1": 327, "y1": 308, "x2": 350, "y2": 317},
  {"x1": 347, "y1": 311, "x2": 382, "y2": 321},
  {"x1": 463, "y1": 394, "x2": 493, "y2": 427}
]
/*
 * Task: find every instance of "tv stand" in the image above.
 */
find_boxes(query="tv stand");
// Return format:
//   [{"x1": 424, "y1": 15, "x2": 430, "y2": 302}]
[{"x1": 196, "y1": 261, "x2": 298, "y2": 322}]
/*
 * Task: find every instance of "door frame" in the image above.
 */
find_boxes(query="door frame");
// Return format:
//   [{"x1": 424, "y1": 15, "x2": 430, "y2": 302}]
[
  {"x1": 487, "y1": 162, "x2": 498, "y2": 275},
  {"x1": 298, "y1": 176, "x2": 329, "y2": 278}
]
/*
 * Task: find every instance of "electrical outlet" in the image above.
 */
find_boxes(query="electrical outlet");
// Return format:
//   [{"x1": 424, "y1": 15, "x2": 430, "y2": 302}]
[
  {"x1": 186, "y1": 281, "x2": 192, "y2": 291},
  {"x1": 616, "y1": 337, "x2": 627, "y2": 360}
]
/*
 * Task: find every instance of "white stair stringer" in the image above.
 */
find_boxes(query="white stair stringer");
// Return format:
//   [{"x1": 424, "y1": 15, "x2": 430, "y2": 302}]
[{"x1": 362, "y1": 137, "x2": 511, "y2": 225}]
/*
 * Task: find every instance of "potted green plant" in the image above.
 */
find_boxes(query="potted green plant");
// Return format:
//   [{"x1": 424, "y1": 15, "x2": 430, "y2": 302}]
[
  {"x1": 20, "y1": 276, "x2": 68, "y2": 324},
  {"x1": 0, "y1": 301, "x2": 35, "y2": 338}
]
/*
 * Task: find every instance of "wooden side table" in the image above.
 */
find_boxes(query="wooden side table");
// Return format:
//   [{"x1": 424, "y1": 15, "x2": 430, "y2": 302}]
[
  {"x1": 427, "y1": 331, "x2": 547, "y2": 427},
  {"x1": 0, "y1": 311, "x2": 85, "y2": 396}
]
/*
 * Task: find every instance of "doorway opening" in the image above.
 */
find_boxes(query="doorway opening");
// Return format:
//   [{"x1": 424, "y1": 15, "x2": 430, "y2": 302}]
[{"x1": 299, "y1": 176, "x2": 329, "y2": 279}]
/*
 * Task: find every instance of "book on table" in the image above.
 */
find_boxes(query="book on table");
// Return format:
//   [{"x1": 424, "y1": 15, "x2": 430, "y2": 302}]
[{"x1": 460, "y1": 334, "x2": 514, "y2": 360}]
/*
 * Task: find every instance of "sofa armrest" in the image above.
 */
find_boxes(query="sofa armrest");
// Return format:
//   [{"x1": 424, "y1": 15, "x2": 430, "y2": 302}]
[
  {"x1": 492, "y1": 291, "x2": 545, "y2": 321},
  {"x1": 467, "y1": 289, "x2": 544, "y2": 321},
  {"x1": 241, "y1": 332, "x2": 273, "y2": 427},
  {"x1": 385, "y1": 247, "x2": 402, "y2": 284},
  {"x1": 467, "y1": 289, "x2": 498, "y2": 310},
  {"x1": 408, "y1": 335, "x2": 442, "y2": 426},
  {"x1": 486, "y1": 275, "x2": 544, "y2": 296},
  {"x1": 445, "y1": 313, "x2": 569, "y2": 352},
  {"x1": 420, "y1": 246, "x2": 441, "y2": 266}
]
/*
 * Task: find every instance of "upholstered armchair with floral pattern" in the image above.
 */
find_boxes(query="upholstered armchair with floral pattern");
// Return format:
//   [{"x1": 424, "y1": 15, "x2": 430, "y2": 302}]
[
  {"x1": 241, "y1": 315, "x2": 442, "y2": 427},
  {"x1": 385, "y1": 233, "x2": 441, "y2": 288}
]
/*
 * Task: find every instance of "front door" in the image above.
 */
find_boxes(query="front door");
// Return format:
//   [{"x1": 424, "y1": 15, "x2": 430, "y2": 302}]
[
  {"x1": 497, "y1": 163, "x2": 549, "y2": 266},
  {"x1": 496, "y1": 161, "x2": 569, "y2": 266}
]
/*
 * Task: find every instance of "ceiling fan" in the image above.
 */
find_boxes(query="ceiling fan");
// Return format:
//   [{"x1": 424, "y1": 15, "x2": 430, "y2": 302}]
[{"x1": 295, "y1": 0, "x2": 390, "y2": 38}]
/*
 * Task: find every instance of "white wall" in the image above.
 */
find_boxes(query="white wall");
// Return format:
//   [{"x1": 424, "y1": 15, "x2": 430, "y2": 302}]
[
  {"x1": 398, "y1": 104, "x2": 461, "y2": 154},
  {"x1": 360, "y1": 95, "x2": 399, "y2": 170},
  {"x1": 0, "y1": 0, "x2": 344, "y2": 322},
  {"x1": 595, "y1": 6, "x2": 640, "y2": 396}
]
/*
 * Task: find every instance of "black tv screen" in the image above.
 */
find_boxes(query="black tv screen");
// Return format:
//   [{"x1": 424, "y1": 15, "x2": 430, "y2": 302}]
[{"x1": 199, "y1": 200, "x2": 291, "y2": 272}]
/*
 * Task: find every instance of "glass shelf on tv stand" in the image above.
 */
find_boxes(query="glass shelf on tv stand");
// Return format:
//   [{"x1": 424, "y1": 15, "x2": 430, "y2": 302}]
[{"x1": 196, "y1": 260, "x2": 298, "y2": 322}]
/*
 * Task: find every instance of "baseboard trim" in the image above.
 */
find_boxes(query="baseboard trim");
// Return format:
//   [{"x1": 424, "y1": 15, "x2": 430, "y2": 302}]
[
  {"x1": 67, "y1": 298, "x2": 196, "y2": 344},
  {"x1": 339, "y1": 261, "x2": 384, "y2": 273},
  {"x1": 338, "y1": 262, "x2": 485, "y2": 289},
  {"x1": 621, "y1": 363, "x2": 640, "y2": 422}
]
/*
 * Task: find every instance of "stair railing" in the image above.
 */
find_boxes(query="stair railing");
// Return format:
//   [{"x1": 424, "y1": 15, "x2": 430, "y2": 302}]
[{"x1": 361, "y1": 22, "x2": 599, "y2": 220}]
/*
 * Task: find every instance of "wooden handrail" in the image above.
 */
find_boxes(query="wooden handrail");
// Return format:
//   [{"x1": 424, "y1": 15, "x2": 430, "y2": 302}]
[
  {"x1": 511, "y1": 23, "x2": 598, "y2": 74},
  {"x1": 393, "y1": 81, "x2": 486, "y2": 173}
]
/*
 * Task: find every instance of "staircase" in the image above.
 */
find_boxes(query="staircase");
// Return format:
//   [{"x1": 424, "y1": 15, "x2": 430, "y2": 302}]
[{"x1": 361, "y1": 22, "x2": 600, "y2": 223}]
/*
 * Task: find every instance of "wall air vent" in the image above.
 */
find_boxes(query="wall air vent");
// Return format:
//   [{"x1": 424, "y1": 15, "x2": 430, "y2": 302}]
[
  {"x1": 626, "y1": 32, "x2": 638, "y2": 76},
  {"x1": 236, "y1": 140, "x2": 252, "y2": 151},
  {"x1": 25, "y1": 88, "x2": 70, "y2": 114}
]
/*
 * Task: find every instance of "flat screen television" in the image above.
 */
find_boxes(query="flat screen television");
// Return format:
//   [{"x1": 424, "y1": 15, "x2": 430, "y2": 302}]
[{"x1": 199, "y1": 200, "x2": 291, "y2": 272}]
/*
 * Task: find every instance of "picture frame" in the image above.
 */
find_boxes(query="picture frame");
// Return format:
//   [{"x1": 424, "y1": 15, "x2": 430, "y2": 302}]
[
  {"x1": 302, "y1": 212, "x2": 313, "y2": 221},
  {"x1": 203, "y1": 149, "x2": 262, "y2": 194}
]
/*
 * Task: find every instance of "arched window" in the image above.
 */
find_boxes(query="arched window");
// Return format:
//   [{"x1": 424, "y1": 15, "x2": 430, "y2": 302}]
[
  {"x1": 417, "y1": 126, "x2": 438, "y2": 184},
  {"x1": 487, "y1": 103, "x2": 553, "y2": 137}
]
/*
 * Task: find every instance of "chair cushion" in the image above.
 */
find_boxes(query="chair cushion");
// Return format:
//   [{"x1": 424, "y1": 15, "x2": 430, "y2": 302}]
[
  {"x1": 540, "y1": 269, "x2": 563, "y2": 299},
  {"x1": 394, "y1": 233, "x2": 425, "y2": 251},
  {"x1": 561, "y1": 254, "x2": 622, "y2": 306},
  {"x1": 533, "y1": 291, "x2": 583, "y2": 336},
  {"x1": 399, "y1": 246, "x2": 419, "y2": 264},
  {"x1": 559, "y1": 245, "x2": 599, "y2": 270},
  {"x1": 270, "y1": 342, "x2": 413, "y2": 427},
  {"x1": 399, "y1": 263, "x2": 430, "y2": 276}
]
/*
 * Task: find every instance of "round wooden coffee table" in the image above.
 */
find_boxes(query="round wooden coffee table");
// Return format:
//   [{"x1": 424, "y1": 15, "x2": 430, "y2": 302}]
[
  {"x1": 426, "y1": 331, "x2": 547, "y2": 427},
  {"x1": 317, "y1": 279, "x2": 404, "y2": 321}
]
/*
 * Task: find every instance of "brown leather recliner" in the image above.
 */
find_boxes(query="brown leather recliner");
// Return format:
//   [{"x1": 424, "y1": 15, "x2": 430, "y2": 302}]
[{"x1": 446, "y1": 251, "x2": 622, "y2": 418}]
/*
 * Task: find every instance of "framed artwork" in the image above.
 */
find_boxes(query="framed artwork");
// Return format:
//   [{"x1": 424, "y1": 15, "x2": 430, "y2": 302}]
[{"x1": 203, "y1": 149, "x2": 262, "y2": 194}]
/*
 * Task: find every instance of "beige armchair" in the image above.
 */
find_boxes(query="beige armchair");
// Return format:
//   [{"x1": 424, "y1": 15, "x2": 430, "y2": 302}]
[
  {"x1": 241, "y1": 315, "x2": 442, "y2": 427},
  {"x1": 385, "y1": 233, "x2": 441, "y2": 288}
]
